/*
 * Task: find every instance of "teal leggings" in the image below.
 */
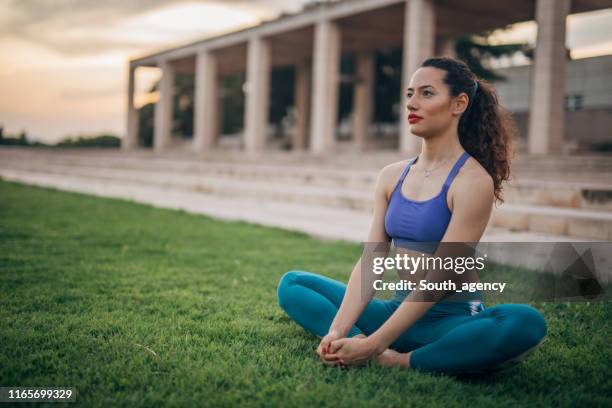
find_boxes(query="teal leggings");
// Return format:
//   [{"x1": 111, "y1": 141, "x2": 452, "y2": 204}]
[{"x1": 277, "y1": 270, "x2": 547, "y2": 374}]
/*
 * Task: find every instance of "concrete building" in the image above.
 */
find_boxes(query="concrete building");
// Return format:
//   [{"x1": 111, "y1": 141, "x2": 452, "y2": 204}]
[
  {"x1": 495, "y1": 54, "x2": 612, "y2": 152},
  {"x1": 123, "y1": 0, "x2": 612, "y2": 156}
]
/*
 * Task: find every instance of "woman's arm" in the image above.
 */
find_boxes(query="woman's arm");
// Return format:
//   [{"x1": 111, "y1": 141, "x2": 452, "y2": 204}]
[
  {"x1": 327, "y1": 165, "x2": 393, "y2": 337},
  {"x1": 326, "y1": 166, "x2": 494, "y2": 364},
  {"x1": 365, "y1": 170, "x2": 495, "y2": 354}
]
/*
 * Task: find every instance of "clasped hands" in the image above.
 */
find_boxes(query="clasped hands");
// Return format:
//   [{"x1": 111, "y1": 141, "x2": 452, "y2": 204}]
[{"x1": 315, "y1": 330, "x2": 380, "y2": 367}]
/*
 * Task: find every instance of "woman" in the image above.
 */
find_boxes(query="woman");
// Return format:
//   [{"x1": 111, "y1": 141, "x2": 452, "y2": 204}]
[{"x1": 277, "y1": 57, "x2": 547, "y2": 374}]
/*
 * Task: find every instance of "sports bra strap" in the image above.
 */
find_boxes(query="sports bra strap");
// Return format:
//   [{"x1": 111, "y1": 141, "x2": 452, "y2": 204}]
[
  {"x1": 442, "y1": 151, "x2": 470, "y2": 189},
  {"x1": 397, "y1": 155, "x2": 418, "y2": 186},
  {"x1": 393, "y1": 152, "x2": 469, "y2": 194}
]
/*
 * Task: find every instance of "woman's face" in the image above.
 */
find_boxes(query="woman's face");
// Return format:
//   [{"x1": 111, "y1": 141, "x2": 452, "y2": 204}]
[{"x1": 405, "y1": 67, "x2": 464, "y2": 138}]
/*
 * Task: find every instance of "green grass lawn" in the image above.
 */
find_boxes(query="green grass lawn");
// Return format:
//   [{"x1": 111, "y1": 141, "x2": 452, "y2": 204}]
[{"x1": 1, "y1": 179, "x2": 610, "y2": 407}]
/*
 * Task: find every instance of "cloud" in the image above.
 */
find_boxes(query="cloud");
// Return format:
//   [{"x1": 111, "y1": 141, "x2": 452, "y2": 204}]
[
  {"x1": 0, "y1": 0, "x2": 313, "y2": 142},
  {"x1": 568, "y1": 9, "x2": 612, "y2": 49},
  {"x1": 0, "y1": 0, "x2": 311, "y2": 56},
  {"x1": 0, "y1": 0, "x2": 205, "y2": 55},
  {"x1": 1, "y1": 0, "x2": 187, "y2": 34}
]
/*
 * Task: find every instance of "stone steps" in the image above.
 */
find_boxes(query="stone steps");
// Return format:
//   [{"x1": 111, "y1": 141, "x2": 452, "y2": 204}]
[
  {"x1": 0, "y1": 165, "x2": 594, "y2": 246},
  {"x1": 491, "y1": 203, "x2": 612, "y2": 240},
  {"x1": 6, "y1": 144, "x2": 612, "y2": 172},
  {"x1": 1, "y1": 147, "x2": 611, "y2": 240},
  {"x1": 0, "y1": 166, "x2": 371, "y2": 243},
  {"x1": 3, "y1": 148, "x2": 612, "y2": 209},
  {"x1": 5, "y1": 153, "x2": 612, "y2": 212},
  {"x1": 0, "y1": 161, "x2": 375, "y2": 211}
]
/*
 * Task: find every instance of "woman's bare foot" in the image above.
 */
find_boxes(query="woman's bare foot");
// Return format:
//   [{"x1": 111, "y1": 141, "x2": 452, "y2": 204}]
[{"x1": 374, "y1": 349, "x2": 411, "y2": 368}]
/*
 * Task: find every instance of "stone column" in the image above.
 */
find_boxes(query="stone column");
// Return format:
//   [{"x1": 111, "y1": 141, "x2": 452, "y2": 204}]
[
  {"x1": 217, "y1": 85, "x2": 225, "y2": 138},
  {"x1": 310, "y1": 19, "x2": 341, "y2": 154},
  {"x1": 528, "y1": 0, "x2": 570, "y2": 155},
  {"x1": 294, "y1": 60, "x2": 311, "y2": 150},
  {"x1": 353, "y1": 52, "x2": 374, "y2": 151},
  {"x1": 244, "y1": 35, "x2": 271, "y2": 154},
  {"x1": 123, "y1": 64, "x2": 138, "y2": 151},
  {"x1": 399, "y1": 0, "x2": 435, "y2": 155},
  {"x1": 193, "y1": 49, "x2": 218, "y2": 153},
  {"x1": 153, "y1": 60, "x2": 174, "y2": 153}
]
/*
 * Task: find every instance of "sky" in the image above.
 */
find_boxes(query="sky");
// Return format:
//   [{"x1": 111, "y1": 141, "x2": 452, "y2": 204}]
[{"x1": 0, "y1": 0, "x2": 611, "y2": 144}]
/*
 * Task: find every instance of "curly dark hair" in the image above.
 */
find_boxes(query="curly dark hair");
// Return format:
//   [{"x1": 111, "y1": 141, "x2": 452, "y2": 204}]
[{"x1": 421, "y1": 57, "x2": 516, "y2": 205}]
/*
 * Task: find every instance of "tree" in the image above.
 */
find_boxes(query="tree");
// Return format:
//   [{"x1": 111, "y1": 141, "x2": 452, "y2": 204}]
[{"x1": 454, "y1": 31, "x2": 532, "y2": 81}]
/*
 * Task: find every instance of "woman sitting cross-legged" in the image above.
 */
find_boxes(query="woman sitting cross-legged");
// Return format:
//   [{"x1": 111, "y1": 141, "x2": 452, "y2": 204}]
[{"x1": 277, "y1": 57, "x2": 547, "y2": 374}]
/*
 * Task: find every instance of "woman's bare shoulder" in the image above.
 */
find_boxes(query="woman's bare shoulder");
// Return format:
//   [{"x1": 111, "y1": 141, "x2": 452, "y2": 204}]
[
  {"x1": 450, "y1": 156, "x2": 494, "y2": 205},
  {"x1": 458, "y1": 156, "x2": 493, "y2": 185},
  {"x1": 377, "y1": 159, "x2": 411, "y2": 199}
]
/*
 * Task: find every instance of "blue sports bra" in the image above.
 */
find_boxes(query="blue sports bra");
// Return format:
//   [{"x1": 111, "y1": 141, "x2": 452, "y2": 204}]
[{"x1": 384, "y1": 151, "x2": 471, "y2": 253}]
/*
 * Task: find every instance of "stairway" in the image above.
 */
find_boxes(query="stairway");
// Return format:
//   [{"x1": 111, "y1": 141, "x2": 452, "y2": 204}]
[{"x1": 0, "y1": 146, "x2": 611, "y2": 241}]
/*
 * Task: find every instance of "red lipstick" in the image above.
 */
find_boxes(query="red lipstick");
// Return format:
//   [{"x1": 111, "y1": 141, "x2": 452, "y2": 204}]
[{"x1": 408, "y1": 113, "x2": 423, "y2": 124}]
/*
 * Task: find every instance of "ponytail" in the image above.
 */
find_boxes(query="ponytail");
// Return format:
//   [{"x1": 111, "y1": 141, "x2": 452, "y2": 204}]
[{"x1": 421, "y1": 57, "x2": 516, "y2": 205}]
